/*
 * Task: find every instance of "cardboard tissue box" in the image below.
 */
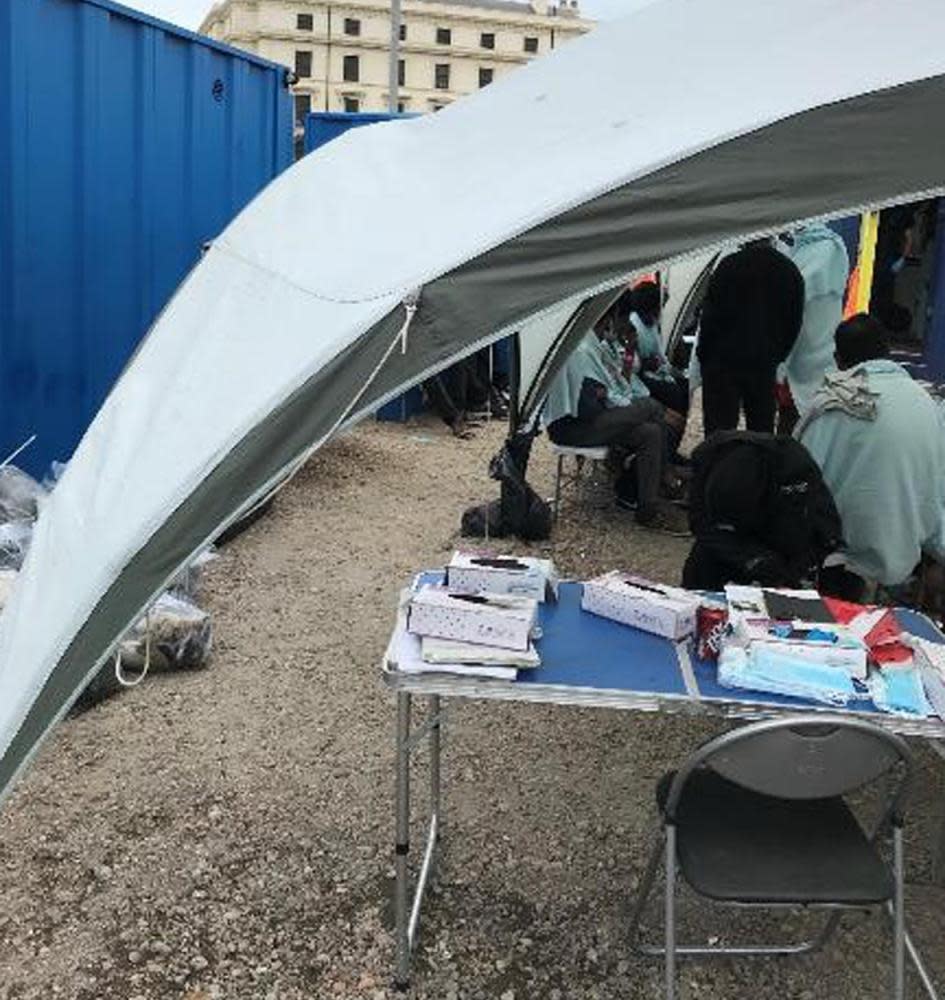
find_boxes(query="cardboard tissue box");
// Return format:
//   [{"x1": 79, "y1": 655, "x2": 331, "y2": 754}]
[
  {"x1": 582, "y1": 571, "x2": 699, "y2": 640},
  {"x1": 446, "y1": 551, "x2": 559, "y2": 602},
  {"x1": 408, "y1": 584, "x2": 538, "y2": 651}
]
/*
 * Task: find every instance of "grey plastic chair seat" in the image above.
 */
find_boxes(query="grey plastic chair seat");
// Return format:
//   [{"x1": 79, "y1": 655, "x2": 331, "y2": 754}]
[{"x1": 656, "y1": 769, "x2": 893, "y2": 905}]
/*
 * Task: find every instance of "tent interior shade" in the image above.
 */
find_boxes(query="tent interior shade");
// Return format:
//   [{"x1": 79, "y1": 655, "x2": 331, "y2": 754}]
[{"x1": 2, "y1": 0, "x2": 945, "y2": 806}]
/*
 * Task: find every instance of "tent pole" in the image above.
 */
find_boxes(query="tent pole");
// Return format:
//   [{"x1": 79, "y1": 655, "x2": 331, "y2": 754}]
[{"x1": 388, "y1": 0, "x2": 402, "y2": 114}]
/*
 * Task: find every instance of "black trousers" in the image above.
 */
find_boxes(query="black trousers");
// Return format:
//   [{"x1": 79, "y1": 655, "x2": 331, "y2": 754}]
[
  {"x1": 701, "y1": 364, "x2": 776, "y2": 435},
  {"x1": 424, "y1": 354, "x2": 492, "y2": 426},
  {"x1": 548, "y1": 398, "x2": 664, "y2": 513},
  {"x1": 641, "y1": 372, "x2": 689, "y2": 416}
]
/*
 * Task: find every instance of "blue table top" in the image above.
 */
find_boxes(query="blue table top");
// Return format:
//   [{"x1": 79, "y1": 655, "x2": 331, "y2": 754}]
[{"x1": 413, "y1": 572, "x2": 945, "y2": 723}]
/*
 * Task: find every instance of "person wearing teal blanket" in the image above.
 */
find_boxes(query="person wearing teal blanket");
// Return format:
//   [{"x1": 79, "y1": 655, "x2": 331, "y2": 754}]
[
  {"x1": 627, "y1": 280, "x2": 690, "y2": 419},
  {"x1": 544, "y1": 316, "x2": 684, "y2": 534},
  {"x1": 798, "y1": 313, "x2": 945, "y2": 596}
]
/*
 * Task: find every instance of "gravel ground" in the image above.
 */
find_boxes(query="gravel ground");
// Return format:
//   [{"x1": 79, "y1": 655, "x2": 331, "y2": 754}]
[{"x1": 1, "y1": 416, "x2": 944, "y2": 1000}]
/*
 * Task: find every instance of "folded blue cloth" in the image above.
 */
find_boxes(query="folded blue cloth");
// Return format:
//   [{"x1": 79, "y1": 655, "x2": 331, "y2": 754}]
[
  {"x1": 867, "y1": 666, "x2": 931, "y2": 717},
  {"x1": 718, "y1": 645, "x2": 856, "y2": 706}
]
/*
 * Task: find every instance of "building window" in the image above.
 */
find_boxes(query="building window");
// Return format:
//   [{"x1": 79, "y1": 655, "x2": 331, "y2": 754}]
[
  {"x1": 344, "y1": 17, "x2": 360, "y2": 36},
  {"x1": 399, "y1": 23, "x2": 407, "y2": 41},
  {"x1": 397, "y1": 101, "x2": 407, "y2": 113},
  {"x1": 293, "y1": 92, "x2": 311, "y2": 125},
  {"x1": 480, "y1": 32, "x2": 495, "y2": 49},
  {"x1": 343, "y1": 54, "x2": 360, "y2": 82},
  {"x1": 296, "y1": 13, "x2": 313, "y2": 30},
  {"x1": 343, "y1": 96, "x2": 360, "y2": 112},
  {"x1": 434, "y1": 63, "x2": 450, "y2": 90},
  {"x1": 524, "y1": 36, "x2": 539, "y2": 53},
  {"x1": 436, "y1": 27, "x2": 451, "y2": 45},
  {"x1": 479, "y1": 67, "x2": 493, "y2": 88},
  {"x1": 295, "y1": 50, "x2": 313, "y2": 78},
  {"x1": 398, "y1": 59, "x2": 405, "y2": 87}
]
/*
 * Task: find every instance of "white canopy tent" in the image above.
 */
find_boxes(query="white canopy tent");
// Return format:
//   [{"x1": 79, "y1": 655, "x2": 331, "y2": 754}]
[{"x1": 2, "y1": 0, "x2": 945, "y2": 803}]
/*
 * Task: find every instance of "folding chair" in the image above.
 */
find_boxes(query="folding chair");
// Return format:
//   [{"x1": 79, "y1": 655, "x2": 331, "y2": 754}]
[
  {"x1": 627, "y1": 715, "x2": 933, "y2": 1000},
  {"x1": 549, "y1": 442, "x2": 609, "y2": 523}
]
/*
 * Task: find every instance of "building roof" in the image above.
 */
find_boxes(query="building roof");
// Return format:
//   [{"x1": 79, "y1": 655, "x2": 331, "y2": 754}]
[{"x1": 412, "y1": 0, "x2": 572, "y2": 17}]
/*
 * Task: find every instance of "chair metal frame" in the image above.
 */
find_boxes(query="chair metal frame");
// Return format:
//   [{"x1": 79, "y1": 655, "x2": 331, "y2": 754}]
[
  {"x1": 550, "y1": 443, "x2": 609, "y2": 523},
  {"x1": 627, "y1": 714, "x2": 939, "y2": 1000}
]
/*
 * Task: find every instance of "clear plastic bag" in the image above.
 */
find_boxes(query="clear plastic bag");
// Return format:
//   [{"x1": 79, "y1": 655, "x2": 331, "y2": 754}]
[
  {"x1": 0, "y1": 520, "x2": 33, "y2": 570},
  {"x1": 0, "y1": 466, "x2": 47, "y2": 522},
  {"x1": 168, "y1": 547, "x2": 218, "y2": 601},
  {"x1": 128, "y1": 591, "x2": 213, "y2": 669}
]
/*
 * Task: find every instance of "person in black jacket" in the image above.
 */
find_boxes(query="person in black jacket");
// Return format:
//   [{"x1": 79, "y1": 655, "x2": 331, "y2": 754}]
[
  {"x1": 681, "y1": 431, "x2": 842, "y2": 591},
  {"x1": 697, "y1": 239, "x2": 805, "y2": 435}
]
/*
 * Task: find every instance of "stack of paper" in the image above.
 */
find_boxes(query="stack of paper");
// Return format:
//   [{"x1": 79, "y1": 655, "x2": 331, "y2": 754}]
[{"x1": 395, "y1": 579, "x2": 543, "y2": 680}]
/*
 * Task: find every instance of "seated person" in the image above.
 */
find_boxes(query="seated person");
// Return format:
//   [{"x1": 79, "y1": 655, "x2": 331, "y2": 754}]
[
  {"x1": 682, "y1": 431, "x2": 841, "y2": 590},
  {"x1": 424, "y1": 349, "x2": 507, "y2": 438},
  {"x1": 627, "y1": 280, "x2": 690, "y2": 417},
  {"x1": 797, "y1": 313, "x2": 945, "y2": 600},
  {"x1": 543, "y1": 317, "x2": 685, "y2": 533}
]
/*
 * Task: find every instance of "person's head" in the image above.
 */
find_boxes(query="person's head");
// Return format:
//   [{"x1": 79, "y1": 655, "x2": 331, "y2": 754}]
[
  {"x1": 632, "y1": 280, "x2": 661, "y2": 326},
  {"x1": 594, "y1": 312, "x2": 617, "y2": 343},
  {"x1": 834, "y1": 313, "x2": 890, "y2": 370},
  {"x1": 704, "y1": 443, "x2": 769, "y2": 534}
]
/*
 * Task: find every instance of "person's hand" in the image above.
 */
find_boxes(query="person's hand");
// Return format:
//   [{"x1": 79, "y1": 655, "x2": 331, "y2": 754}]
[{"x1": 642, "y1": 355, "x2": 660, "y2": 373}]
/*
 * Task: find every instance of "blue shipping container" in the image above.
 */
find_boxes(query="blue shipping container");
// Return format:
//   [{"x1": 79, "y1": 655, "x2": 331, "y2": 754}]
[
  {"x1": 304, "y1": 111, "x2": 416, "y2": 156},
  {"x1": 0, "y1": 0, "x2": 293, "y2": 476}
]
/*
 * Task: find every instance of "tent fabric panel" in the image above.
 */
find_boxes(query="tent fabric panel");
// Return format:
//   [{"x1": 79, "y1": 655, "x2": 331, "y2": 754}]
[{"x1": 212, "y1": 0, "x2": 945, "y2": 304}]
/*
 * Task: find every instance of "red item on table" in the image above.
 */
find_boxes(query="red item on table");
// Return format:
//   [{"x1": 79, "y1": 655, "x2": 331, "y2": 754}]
[
  {"x1": 696, "y1": 603, "x2": 728, "y2": 660},
  {"x1": 823, "y1": 596, "x2": 912, "y2": 664}
]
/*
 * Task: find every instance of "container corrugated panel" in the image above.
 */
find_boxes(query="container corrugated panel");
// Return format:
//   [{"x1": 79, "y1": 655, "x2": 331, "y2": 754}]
[{"x1": 0, "y1": 0, "x2": 293, "y2": 476}]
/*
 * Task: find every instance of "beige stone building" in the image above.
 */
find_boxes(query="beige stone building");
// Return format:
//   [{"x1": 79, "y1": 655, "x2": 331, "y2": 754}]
[{"x1": 200, "y1": 0, "x2": 593, "y2": 127}]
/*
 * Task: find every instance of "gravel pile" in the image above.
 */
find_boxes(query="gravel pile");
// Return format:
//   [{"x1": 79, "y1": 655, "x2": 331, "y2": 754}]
[{"x1": 1, "y1": 416, "x2": 943, "y2": 999}]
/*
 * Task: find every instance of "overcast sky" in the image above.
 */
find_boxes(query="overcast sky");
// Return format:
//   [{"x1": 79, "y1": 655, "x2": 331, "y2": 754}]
[{"x1": 128, "y1": 0, "x2": 624, "y2": 32}]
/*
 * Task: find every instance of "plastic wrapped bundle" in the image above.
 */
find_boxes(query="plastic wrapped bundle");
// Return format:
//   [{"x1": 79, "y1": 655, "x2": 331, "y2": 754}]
[
  {"x1": 125, "y1": 592, "x2": 213, "y2": 670},
  {"x1": 0, "y1": 521, "x2": 33, "y2": 570},
  {"x1": 0, "y1": 466, "x2": 47, "y2": 522}
]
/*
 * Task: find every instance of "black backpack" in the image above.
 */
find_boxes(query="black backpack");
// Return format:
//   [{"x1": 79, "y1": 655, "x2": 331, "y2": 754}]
[
  {"x1": 461, "y1": 431, "x2": 552, "y2": 542},
  {"x1": 682, "y1": 431, "x2": 842, "y2": 590}
]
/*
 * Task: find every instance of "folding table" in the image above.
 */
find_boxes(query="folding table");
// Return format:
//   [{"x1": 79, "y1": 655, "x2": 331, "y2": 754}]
[{"x1": 383, "y1": 574, "x2": 945, "y2": 990}]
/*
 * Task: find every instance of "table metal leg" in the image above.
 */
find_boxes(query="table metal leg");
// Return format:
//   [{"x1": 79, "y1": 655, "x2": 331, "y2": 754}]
[
  {"x1": 394, "y1": 691, "x2": 412, "y2": 989},
  {"x1": 393, "y1": 693, "x2": 445, "y2": 990},
  {"x1": 430, "y1": 694, "x2": 442, "y2": 838}
]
